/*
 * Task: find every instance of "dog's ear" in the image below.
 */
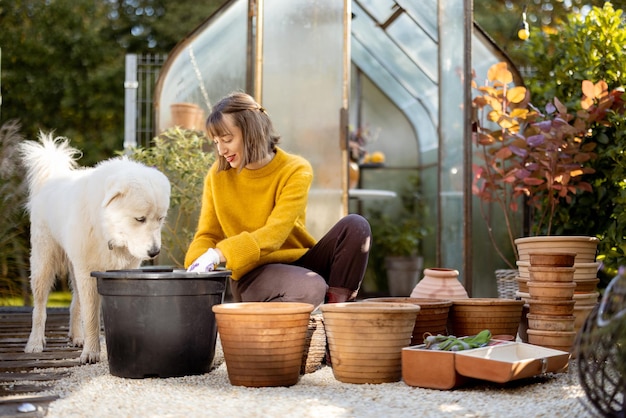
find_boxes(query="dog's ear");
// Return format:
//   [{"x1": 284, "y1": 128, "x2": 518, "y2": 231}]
[{"x1": 103, "y1": 177, "x2": 128, "y2": 208}]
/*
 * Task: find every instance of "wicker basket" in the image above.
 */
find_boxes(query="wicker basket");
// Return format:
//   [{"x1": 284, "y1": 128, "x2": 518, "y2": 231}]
[
  {"x1": 300, "y1": 312, "x2": 326, "y2": 374},
  {"x1": 496, "y1": 269, "x2": 519, "y2": 299}
]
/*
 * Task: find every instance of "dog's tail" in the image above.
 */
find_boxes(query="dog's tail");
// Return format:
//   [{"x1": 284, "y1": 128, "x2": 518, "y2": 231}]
[{"x1": 18, "y1": 132, "x2": 82, "y2": 196}]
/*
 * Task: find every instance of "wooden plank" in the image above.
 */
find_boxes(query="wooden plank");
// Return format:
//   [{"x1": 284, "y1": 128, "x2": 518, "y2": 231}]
[
  {"x1": 0, "y1": 359, "x2": 80, "y2": 372},
  {"x1": 0, "y1": 372, "x2": 69, "y2": 381},
  {"x1": 0, "y1": 351, "x2": 81, "y2": 361},
  {"x1": 0, "y1": 393, "x2": 60, "y2": 405},
  {"x1": 0, "y1": 383, "x2": 53, "y2": 396}
]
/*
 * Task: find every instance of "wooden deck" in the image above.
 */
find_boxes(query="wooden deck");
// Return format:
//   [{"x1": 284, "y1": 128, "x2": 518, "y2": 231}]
[{"x1": 0, "y1": 307, "x2": 80, "y2": 417}]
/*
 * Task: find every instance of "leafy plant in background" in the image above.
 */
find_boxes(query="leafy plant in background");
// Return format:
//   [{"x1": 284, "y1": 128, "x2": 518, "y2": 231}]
[
  {"x1": 472, "y1": 62, "x2": 621, "y2": 269},
  {"x1": 520, "y1": 2, "x2": 626, "y2": 276},
  {"x1": 0, "y1": 120, "x2": 31, "y2": 304},
  {"x1": 127, "y1": 127, "x2": 215, "y2": 267},
  {"x1": 366, "y1": 175, "x2": 429, "y2": 291}
]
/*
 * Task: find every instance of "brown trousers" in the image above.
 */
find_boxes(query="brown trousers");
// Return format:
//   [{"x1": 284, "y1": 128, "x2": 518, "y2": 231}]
[{"x1": 230, "y1": 214, "x2": 371, "y2": 307}]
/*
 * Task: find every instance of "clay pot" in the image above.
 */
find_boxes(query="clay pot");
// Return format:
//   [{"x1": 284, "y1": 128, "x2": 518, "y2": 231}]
[
  {"x1": 527, "y1": 329, "x2": 577, "y2": 352},
  {"x1": 528, "y1": 266, "x2": 575, "y2": 282},
  {"x1": 528, "y1": 252, "x2": 576, "y2": 267},
  {"x1": 527, "y1": 281, "x2": 577, "y2": 300},
  {"x1": 575, "y1": 278, "x2": 600, "y2": 293},
  {"x1": 410, "y1": 268, "x2": 469, "y2": 300},
  {"x1": 320, "y1": 302, "x2": 419, "y2": 384},
  {"x1": 515, "y1": 236, "x2": 600, "y2": 263},
  {"x1": 517, "y1": 277, "x2": 529, "y2": 293},
  {"x1": 448, "y1": 298, "x2": 524, "y2": 338},
  {"x1": 573, "y1": 262, "x2": 600, "y2": 280},
  {"x1": 213, "y1": 302, "x2": 314, "y2": 387},
  {"x1": 170, "y1": 102, "x2": 205, "y2": 131},
  {"x1": 574, "y1": 304, "x2": 596, "y2": 331},
  {"x1": 527, "y1": 298, "x2": 576, "y2": 316},
  {"x1": 363, "y1": 297, "x2": 452, "y2": 344},
  {"x1": 527, "y1": 313, "x2": 575, "y2": 332}
]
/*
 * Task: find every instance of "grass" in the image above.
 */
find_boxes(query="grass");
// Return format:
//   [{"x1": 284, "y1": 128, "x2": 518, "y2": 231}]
[{"x1": 0, "y1": 291, "x2": 72, "y2": 308}]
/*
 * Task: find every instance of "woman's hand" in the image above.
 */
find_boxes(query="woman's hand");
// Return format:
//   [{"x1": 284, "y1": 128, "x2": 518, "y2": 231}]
[{"x1": 187, "y1": 248, "x2": 221, "y2": 272}]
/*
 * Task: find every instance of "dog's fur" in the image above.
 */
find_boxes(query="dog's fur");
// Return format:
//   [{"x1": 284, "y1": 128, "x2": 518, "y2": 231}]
[{"x1": 19, "y1": 133, "x2": 171, "y2": 363}]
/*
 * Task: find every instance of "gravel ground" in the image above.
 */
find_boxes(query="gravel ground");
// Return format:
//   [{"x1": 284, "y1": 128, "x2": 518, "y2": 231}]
[{"x1": 25, "y1": 336, "x2": 596, "y2": 418}]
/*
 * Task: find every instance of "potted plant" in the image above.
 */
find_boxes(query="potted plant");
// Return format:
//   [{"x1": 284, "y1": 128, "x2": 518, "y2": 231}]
[
  {"x1": 471, "y1": 62, "x2": 620, "y2": 269},
  {"x1": 366, "y1": 175, "x2": 429, "y2": 296},
  {"x1": 126, "y1": 126, "x2": 216, "y2": 267}
]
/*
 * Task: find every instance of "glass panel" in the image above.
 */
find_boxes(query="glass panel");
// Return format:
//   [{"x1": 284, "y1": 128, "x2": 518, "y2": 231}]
[
  {"x1": 155, "y1": 0, "x2": 247, "y2": 132},
  {"x1": 397, "y1": 0, "x2": 438, "y2": 41},
  {"x1": 438, "y1": 1, "x2": 467, "y2": 281},
  {"x1": 387, "y1": 12, "x2": 437, "y2": 82},
  {"x1": 262, "y1": 0, "x2": 346, "y2": 239},
  {"x1": 352, "y1": 2, "x2": 438, "y2": 114},
  {"x1": 357, "y1": 0, "x2": 398, "y2": 23}
]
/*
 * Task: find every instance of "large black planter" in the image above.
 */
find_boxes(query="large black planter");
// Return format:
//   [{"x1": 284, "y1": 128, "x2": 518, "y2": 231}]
[{"x1": 91, "y1": 267, "x2": 230, "y2": 379}]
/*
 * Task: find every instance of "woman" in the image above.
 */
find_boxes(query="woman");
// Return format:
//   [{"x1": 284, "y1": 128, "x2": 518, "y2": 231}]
[{"x1": 185, "y1": 92, "x2": 371, "y2": 308}]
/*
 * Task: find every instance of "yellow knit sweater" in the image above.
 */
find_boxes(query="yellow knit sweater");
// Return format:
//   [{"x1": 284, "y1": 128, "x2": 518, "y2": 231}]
[{"x1": 184, "y1": 147, "x2": 317, "y2": 279}]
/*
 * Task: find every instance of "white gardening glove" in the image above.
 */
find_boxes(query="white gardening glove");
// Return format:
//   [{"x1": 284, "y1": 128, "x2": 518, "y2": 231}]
[{"x1": 187, "y1": 248, "x2": 220, "y2": 272}]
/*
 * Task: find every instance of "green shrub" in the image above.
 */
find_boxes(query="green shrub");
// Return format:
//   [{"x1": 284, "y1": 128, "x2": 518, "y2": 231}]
[{"x1": 127, "y1": 127, "x2": 215, "y2": 267}]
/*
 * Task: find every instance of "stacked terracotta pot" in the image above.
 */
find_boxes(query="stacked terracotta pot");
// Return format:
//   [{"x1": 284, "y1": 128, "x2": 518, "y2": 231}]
[
  {"x1": 515, "y1": 236, "x2": 601, "y2": 341},
  {"x1": 524, "y1": 252, "x2": 578, "y2": 352}
]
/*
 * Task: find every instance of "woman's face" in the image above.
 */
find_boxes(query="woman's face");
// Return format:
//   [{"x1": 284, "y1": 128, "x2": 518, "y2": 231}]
[{"x1": 214, "y1": 114, "x2": 245, "y2": 169}]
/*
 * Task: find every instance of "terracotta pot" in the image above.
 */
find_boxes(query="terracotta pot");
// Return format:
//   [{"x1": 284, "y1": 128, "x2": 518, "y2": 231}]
[
  {"x1": 363, "y1": 297, "x2": 452, "y2": 344},
  {"x1": 320, "y1": 302, "x2": 419, "y2": 384},
  {"x1": 573, "y1": 291, "x2": 600, "y2": 306},
  {"x1": 517, "y1": 261, "x2": 530, "y2": 279},
  {"x1": 527, "y1": 281, "x2": 577, "y2": 300},
  {"x1": 410, "y1": 268, "x2": 469, "y2": 300},
  {"x1": 574, "y1": 303, "x2": 597, "y2": 331},
  {"x1": 527, "y1": 329, "x2": 576, "y2": 352},
  {"x1": 574, "y1": 278, "x2": 600, "y2": 293},
  {"x1": 448, "y1": 298, "x2": 524, "y2": 338},
  {"x1": 527, "y1": 313, "x2": 575, "y2": 332},
  {"x1": 517, "y1": 277, "x2": 529, "y2": 293},
  {"x1": 515, "y1": 236, "x2": 599, "y2": 263},
  {"x1": 170, "y1": 102, "x2": 205, "y2": 131},
  {"x1": 528, "y1": 252, "x2": 576, "y2": 267},
  {"x1": 573, "y1": 262, "x2": 600, "y2": 280},
  {"x1": 213, "y1": 302, "x2": 314, "y2": 387},
  {"x1": 527, "y1": 266, "x2": 575, "y2": 282},
  {"x1": 527, "y1": 298, "x2": 576, "y2": 316}
]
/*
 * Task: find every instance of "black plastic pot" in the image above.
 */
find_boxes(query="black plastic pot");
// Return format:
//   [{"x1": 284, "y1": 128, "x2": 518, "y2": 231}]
[{"x1": 91, "y1": 267, "x2": 229, "y2": 379}]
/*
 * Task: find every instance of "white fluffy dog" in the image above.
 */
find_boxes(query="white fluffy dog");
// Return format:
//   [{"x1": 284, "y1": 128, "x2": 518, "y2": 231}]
[{"x1": 19, "y1": 133, "x2": 171, "y2": 363}]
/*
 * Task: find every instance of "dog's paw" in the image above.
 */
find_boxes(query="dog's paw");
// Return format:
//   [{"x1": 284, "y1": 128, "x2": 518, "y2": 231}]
[
  {"x1": 24, "y1": 338, "x2": 45, "y2": 353},
  {"x1": 69, "y1": 334, "x2": 84, "y2": 348},
  {"x1": 79, "y1": 349, "x2": 100, "y2": 364}
]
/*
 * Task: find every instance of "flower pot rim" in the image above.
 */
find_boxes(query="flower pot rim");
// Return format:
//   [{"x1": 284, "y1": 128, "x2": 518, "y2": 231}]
[
  {"x1": 527, "y1": 266, "x2": 576, "y2": 272},
  {"x1": 527, "y1": 282, "x2": 577, "y2": 289},
  {"x1": 320, "y1": 302, "x2": 420, "y2": 313},
  {"x1": 213, "y1": 302, "x2": 314, "y2": 315},
  {"x1": 451, "y1": 298, "x2": 524, "y2": 306},
  {"x1": 514, "y1": 235, "x2": 600, "y2": 244},
  {"x1": 362, "y1": 297, "x2": 452, "y2": 307}
]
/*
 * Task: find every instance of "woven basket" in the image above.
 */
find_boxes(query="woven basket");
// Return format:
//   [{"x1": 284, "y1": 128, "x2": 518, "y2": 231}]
[
  {"x1": 300, "y1": 312, "x2": 326, "y2": 374},
  {"x1": 496, "y1": 269, "x2": 519, "y2": 299}
]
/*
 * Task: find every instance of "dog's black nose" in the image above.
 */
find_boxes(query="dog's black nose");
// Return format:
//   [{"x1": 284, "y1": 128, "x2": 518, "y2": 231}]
[{"x1": 148, "y1": 247, "x2": 161, "y2": 258}]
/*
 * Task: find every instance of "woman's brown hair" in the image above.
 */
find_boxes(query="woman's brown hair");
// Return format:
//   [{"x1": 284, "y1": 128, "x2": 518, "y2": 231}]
[{"x1": 206, "y1": 92, "x2": 280, "y2": 172}]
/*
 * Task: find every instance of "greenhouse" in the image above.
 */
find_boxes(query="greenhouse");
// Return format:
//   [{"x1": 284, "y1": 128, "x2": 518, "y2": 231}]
[{"x1": 153, "y1": 0, "x2": 521, "y2": 297}]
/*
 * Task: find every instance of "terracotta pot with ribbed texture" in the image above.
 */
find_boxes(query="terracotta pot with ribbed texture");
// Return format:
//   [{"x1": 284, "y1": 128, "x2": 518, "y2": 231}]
[
  {"x1": 528, "y1": 266, "x2": 576, "y2": 282},
  {"x1": 515, "y1": 236, "x2": 599, "y2": 263},
  {"x1": 528, "y1": 281, "x2": 577, "y2": 300},
  {"x1": 410, "y1": 268, "x2": 469, "y2": 300},
  {"x1": 527, "y1": 329, "x2": 577, "y2": 352},
  {"x1": 528, "y1": 252, "x2": 576, "y2": 267},
  {"x1": 448, "y1": 298, "x2": 524, "y2": 338},
  {"x1": 363, "y1": 297, "x2": 452, "y2": 344},
  {"x1": 213, "y1": 302, "x2": 314, "y2": 387},
  {"x1": 320, "y1": 302, "x2": 419, "y2": 384}
]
